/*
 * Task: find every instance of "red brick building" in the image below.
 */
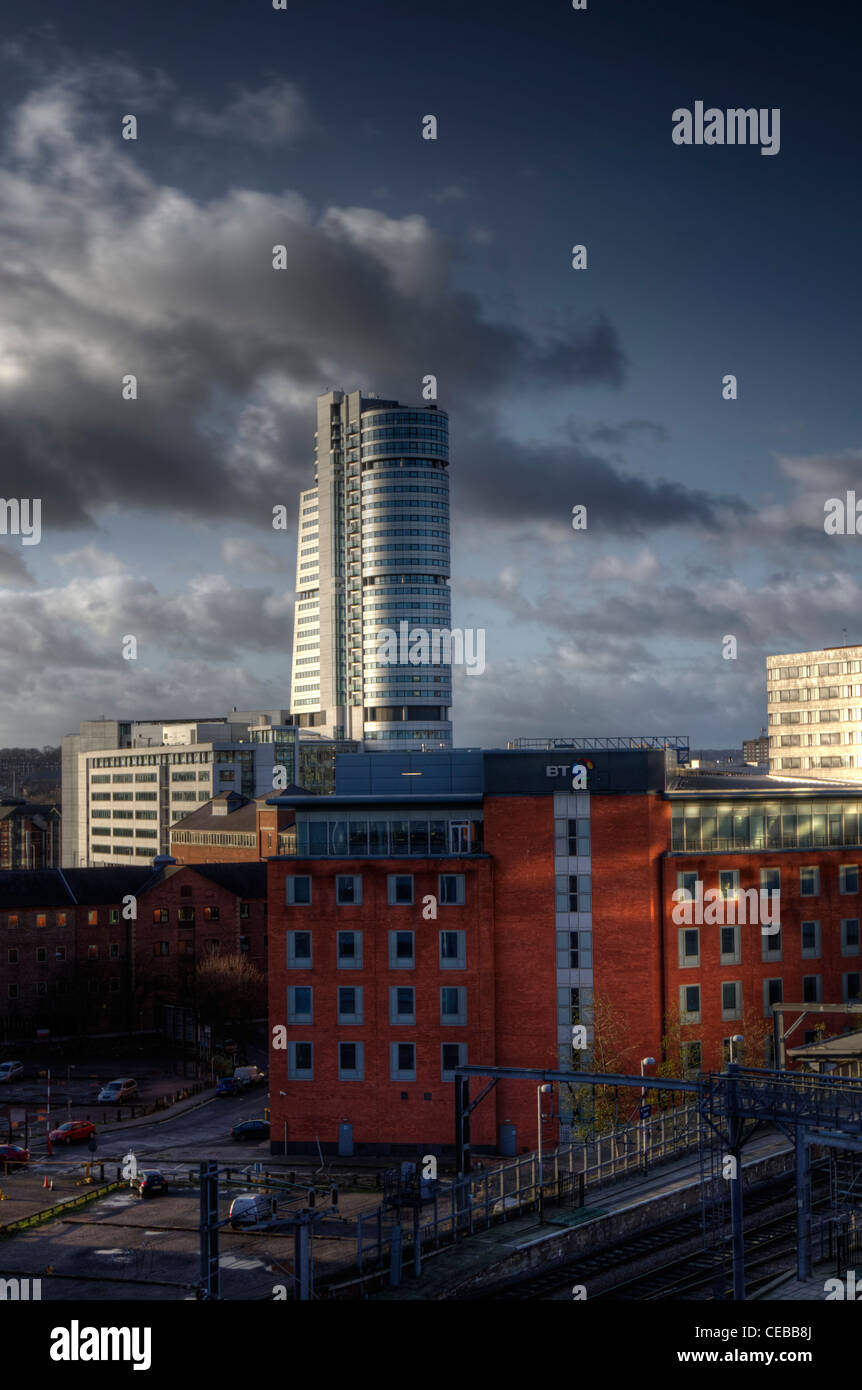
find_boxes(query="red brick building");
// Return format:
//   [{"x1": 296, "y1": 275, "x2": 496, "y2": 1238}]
[
  {"x1": 267, "y1": 751, "x2": 862, "y2": 1158},
  {"x1": 0, "y1": 862, "x2": 267, "y2": 1040},
  {"x1": 170, "y1": 792, "x2": 295, "y2": 864},
  {"x1": 0, "y1": 799, "x2": 60, "y2": 869}
]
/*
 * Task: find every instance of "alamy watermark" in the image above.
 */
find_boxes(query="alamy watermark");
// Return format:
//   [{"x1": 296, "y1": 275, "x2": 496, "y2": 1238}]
[
  {"x1": 672, "y1": 882, "x2": 780, "y2": 934},
  {"x1": 0, "y1": 498, "x2": 41, "y2": 545},
  {"x1": 672, "y1": 103, "x2": 780, "y2": 156},
  {"x1": 376, "y1": 622, "x2": 485, "y2": 676}
]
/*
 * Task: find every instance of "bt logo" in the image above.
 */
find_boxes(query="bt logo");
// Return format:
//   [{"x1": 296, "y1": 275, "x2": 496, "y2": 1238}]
[{"x1": 546, "y1": 760, "x2": 592, "y2": 789}]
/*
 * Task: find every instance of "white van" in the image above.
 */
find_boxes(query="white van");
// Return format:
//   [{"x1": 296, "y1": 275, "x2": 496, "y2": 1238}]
[
  {"x1": 229, "y1": 1192, "x2": 274, "y2": 1229},
  {"x1": 233, "y1": 1066, "x2": 265, "y2": 1089},
  {"x1": 97, "y1": 1078, "x2": 138, "y2": 1103}
]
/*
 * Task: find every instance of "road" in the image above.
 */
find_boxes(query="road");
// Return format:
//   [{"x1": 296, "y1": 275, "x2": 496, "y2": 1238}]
[{"x1": 24, "y1": 1087, "x2": 273, "y2": 1179}]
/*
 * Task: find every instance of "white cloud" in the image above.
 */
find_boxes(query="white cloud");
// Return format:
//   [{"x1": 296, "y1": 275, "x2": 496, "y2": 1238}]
[{"x1": 173, "y1": 79, "x2": 310, "y2": 145}]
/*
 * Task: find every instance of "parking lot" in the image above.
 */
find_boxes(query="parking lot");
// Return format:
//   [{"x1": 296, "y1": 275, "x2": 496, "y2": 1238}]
[{"x1": 0, "y1": 1164, "x2": 383, "y2": 1300}]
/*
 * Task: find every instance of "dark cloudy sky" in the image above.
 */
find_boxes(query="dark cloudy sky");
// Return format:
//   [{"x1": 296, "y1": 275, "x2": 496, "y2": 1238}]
[{"x1": 0, "y1": 0, "x2": 860, "y2": 749}]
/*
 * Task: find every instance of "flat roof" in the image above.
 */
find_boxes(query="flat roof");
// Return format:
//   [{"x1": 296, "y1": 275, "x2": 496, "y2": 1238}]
[
  {"x1": 665, "y1": 773, "x2": 862, "y2": 797},
  {"x1": 267, "y1": 793, "x2": 483, "y2": 807}
]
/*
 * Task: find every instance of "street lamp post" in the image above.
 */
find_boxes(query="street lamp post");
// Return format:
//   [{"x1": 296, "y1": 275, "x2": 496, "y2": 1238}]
[
  {"x1": 640, "y1": 1057, "x2": 655, "y2": 1174},
  {"x1": 729, "y1": 1034, "x2": 744, "y2": 1066},
  {"x1": 537, "y1": 1083, "x2": 553, "y2": 1223}
]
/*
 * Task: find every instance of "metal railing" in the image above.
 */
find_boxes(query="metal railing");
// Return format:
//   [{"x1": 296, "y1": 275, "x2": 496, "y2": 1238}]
[{"x1": 349, "y1": 1103, "x2": 703, "y2": 1285}]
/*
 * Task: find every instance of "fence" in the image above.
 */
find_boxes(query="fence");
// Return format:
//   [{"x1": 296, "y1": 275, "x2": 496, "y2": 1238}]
[{"x1": 347, "y1": 1103, "x2": 702, "y2": 1289}]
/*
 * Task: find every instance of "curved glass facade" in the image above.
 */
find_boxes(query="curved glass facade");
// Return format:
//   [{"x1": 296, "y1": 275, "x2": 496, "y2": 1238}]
[
  {"x1": 359, "y1": 408, "x2": 451, "y2": 748},
  {"x1": 290, "y1": 391, "x2": 453, "y2": 750}
]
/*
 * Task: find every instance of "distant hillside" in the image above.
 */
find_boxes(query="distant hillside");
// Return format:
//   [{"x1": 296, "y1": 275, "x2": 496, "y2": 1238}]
[{"x1": 0, "y1": 746, "x2": 61, "y2": 801}]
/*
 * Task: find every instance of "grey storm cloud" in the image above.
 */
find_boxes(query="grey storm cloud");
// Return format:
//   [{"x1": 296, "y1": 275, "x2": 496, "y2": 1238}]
[
  {"x1": 455, "y1": 428, "x2": 749, "y2": 532},
  {"x1": 0, "y1": 57, "x2": 631, "y2": 534}
]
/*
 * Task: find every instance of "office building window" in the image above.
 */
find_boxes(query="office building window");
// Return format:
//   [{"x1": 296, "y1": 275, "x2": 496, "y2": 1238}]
[
  {"x1": 843, "y1": 972, "x2": 861, "y2": 1003},
  {"x1": 802, "y1": 975, "x2": 821, "y2": 1004},
  {"x1": 338, "y1": 1042, "x2": 364, "y2": 1081},
  {"x1": 442, "y1": 1042, "x2": 467, "y2": 1081},
  {"x1": 439, "y1": 874, "x2": 465, "y2": 905},
  {"x1": 677, "y1": 871, "x2": 699, "y2": 898},
  {"x1": 680, "y1": 984, "x2": 701, "y2": 1024},
  {"x1": 840, "y1": 865, "x2": 860, "y2": 894},
  {"x1": 286, "y1": 876, "x2": 312, "y2": 906},
  {"x1": 286, "y1": 931, "x2": 312, "y2": 969},
  {"x1": 841, "y1": 919, "x2": 860, "y2": 955},
  {"x1": 390, "y1": 1042, "x2": 416, "y2": 1082},
  {"x1": 554, "y1": 817, "x2": 590, "y2": 858},
  {"x1": 720, "y1": 924, "x2": 741, "y2": 964},
  {"x1": 336, "y1": 875, "x2": 362, "y2": 906},
  {"x1": 389, "y1": 931, "x2": 415, "y2": 968},
  {"x1": 678, "y1": 928, "x2": 700, "y2": 968},
  {"x1": 440, "y1": 986, "x2": 466, "y2": 1026},
  {"x1": 557, "y1": 874, "x2": 591, "y2": 913},
  {"x1": 762, "y1": 926, "x2": 782, "y2": 960},
  {"x1": 801, "y1": 920, "x2": 821, "y2": 958},
  {"x1": 721, "y1": 981, "x2": 742, "y2": 1020},
  {"x1": 719, "y1": 870, "x2": 739, "y2": 899},
  {"x1": 390, "y1": 986, "x2": 416, "y2": 1025},
  {"x1": 439, "y1": 930, "x2": 465, "y2": 970},
  {"x1": 337, "y1": 986, "x2": 363, "y2": 1025},
  {"x1": 388, "y1": 875, "x2": 414, "y2": 905},
  {"x1": 288, "y1": 1042, "x2": 313, "y2": 1080},
  {"x1": 287, "y1": 986, "x2": 313, "y2": 1024},
  {"x1": 800, "y1": 867, "x2": 820, "y2": 897},
  {"x1": 337, "y1": 930, "x2": 363, "y2": 969},
  {"x1": 763, "y1": 978, "x2": 783, "y2": 1014}
]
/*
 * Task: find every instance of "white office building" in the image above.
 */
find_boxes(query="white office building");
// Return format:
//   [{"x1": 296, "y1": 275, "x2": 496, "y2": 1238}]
[
  {"x1": 289, "y1": 389, "x2": 453, "y2": 750},
  {"x1": 61, "y1": 711, "x2": 297, "y2": 867},
  {"x1": 767, "y1": 646, "x2": 862, "y2": 780}
]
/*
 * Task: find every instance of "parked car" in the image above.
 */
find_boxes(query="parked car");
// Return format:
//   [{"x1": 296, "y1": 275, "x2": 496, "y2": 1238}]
[
  {"x1": 231, "y1": 1119, "x2": 270, "y2": 1141},
  {"x1": 97, "y1": 1078, "x2": 138, "y2": 1104},
  {"x1": 49, "y1": 1120, "x2": 96, "y2": 1145},
  {"x1": 0, "y1": 1144, "x2": 29, "y2": 1167},
  {"x1": 0, "y1": 1061, "x2": 23, "y2": 1084},
  {"x1": 229, "y1": 1192, "x2": 274, "y2": 1229},
  {"x1": 233, "y1": 1066, "x2": 265, "y2": 1089},
  {"x1": 216, "y1": 1076, "x2": 238, "y2": 1097},
  {"x1": 130, "y1": 1170, "x2": 169, "y2": 1199}
]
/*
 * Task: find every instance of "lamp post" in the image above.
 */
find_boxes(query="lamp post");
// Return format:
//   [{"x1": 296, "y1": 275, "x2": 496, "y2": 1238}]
[
  {"x1": 640, "y1": 1057, "x2": 655, "y2": 1173},
  {"x1": 537, "y1": 1083, "x2": 553, "y2": 1223},
  {"x1": 729, "y1": 1034, "x2": 744, "y2": 1066}
]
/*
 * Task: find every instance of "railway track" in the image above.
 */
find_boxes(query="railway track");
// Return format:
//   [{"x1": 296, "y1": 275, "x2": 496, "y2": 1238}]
[{"x1": 474, "y1": 1171, "x2": 820, "y2": 1301}]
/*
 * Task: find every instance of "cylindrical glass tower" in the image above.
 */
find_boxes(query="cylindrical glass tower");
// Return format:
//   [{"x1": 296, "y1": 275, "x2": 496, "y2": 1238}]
[{"x1": 359, "y1": 403, "x2": 452, "y2": 748}]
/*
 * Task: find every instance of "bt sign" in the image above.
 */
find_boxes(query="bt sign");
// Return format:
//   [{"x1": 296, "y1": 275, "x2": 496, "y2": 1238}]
[{"x1": 546, "y1": 759, "x2": 593, "y2": 790}]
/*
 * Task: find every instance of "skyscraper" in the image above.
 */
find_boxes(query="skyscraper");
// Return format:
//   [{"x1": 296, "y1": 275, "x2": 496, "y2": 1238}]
[{"x1": 290, "y1": 389, "x2": 452, "y2": 749}]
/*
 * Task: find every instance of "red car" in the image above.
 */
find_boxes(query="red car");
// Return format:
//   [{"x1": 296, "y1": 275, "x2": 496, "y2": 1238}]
[
  {"x1": 49, "y1": 1120, "x2": 96, "y2": 1145},
  {"x1": 0, "y1": 1144, "x2": 29, "y2": 1167}
]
